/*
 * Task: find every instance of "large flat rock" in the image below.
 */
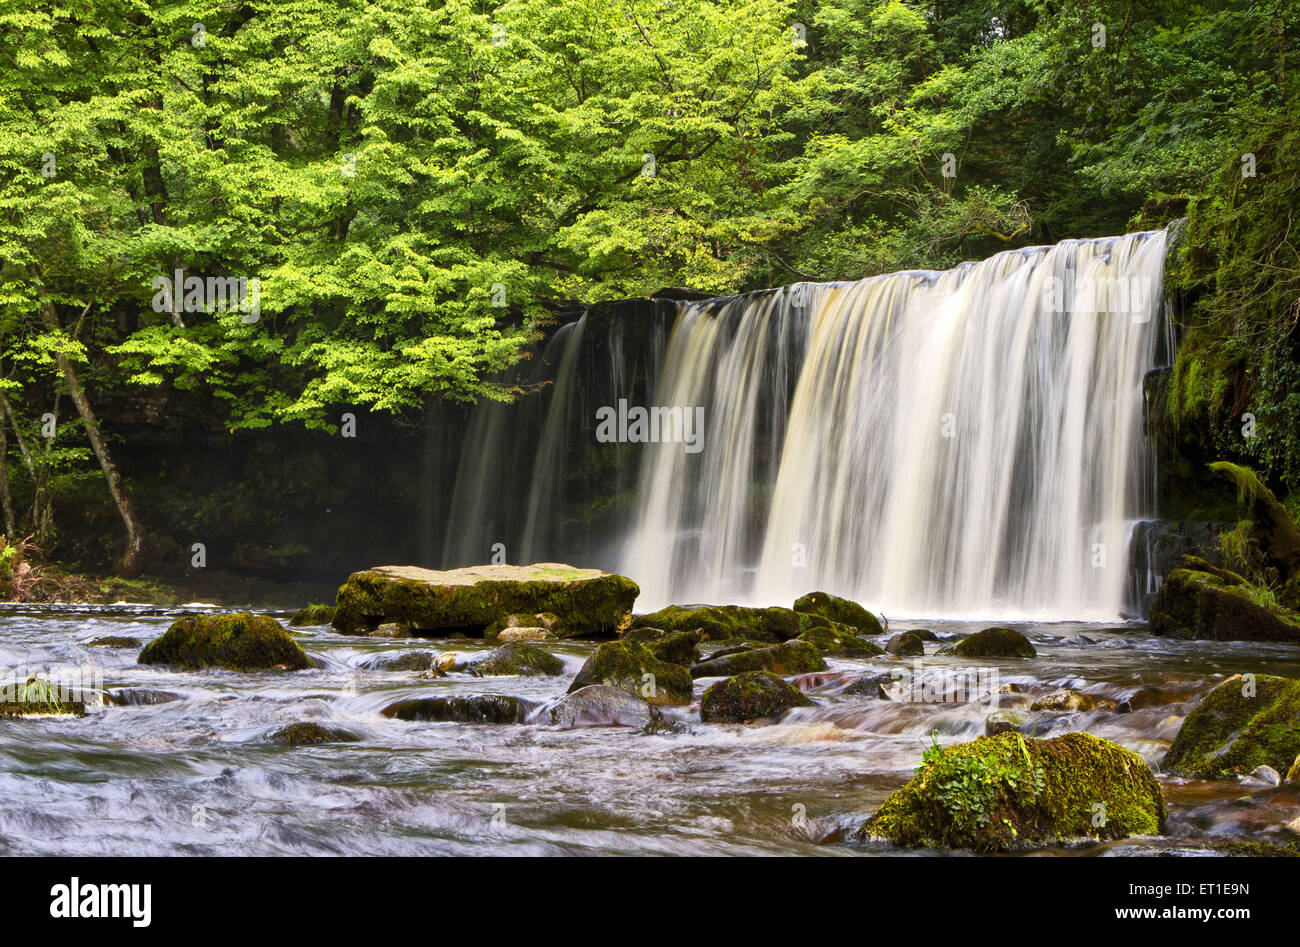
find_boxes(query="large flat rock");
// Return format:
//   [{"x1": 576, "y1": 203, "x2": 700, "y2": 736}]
[{"x1": 332, "y1": 563, "x2": 639, "y2": 638}]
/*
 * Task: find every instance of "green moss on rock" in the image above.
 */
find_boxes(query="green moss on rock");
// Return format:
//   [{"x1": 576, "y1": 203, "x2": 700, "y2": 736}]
[
  {"x1": 381, "y1": 694, "x2": 537, "y2": 723},
  {"x1": 138, "y1": 612, "x2": 313, "y2": 671},
  {"x1": 628, "y1": 604, "x2": 799, "y2": 643},
  {"x1": 644, "y1": 630, "x2": 702, "y2": 666},
  {"x1": 1162, "y1": 673, "x2": 1300, "y2": 778},
  {"x1": 855, "y1": 731, "x2": 1165, "y2": 851},
  {"x1": 468, "y1": 641, "x2": 564, "y2": 677},
  {"x1": 886, "y1": 632, "x2": 925, "y2": 656},
  {"x1": 568, "y1": 640, "x2": 693, "y2": 704},
  {"x1": 689, "y1": 639, "x2": 826, "y2": 678},
  {"x1": 1149, "y1": 566, "x2": 1300, "y2": 642},
  {"x1": 796, "y1": 619, "x2": 885, "y2": 657},
  {"x1": 288, "y1": 604, "x2": 336, "y2": 627},
  {"x1": 268, "y1": 722, "x2": 359, "y2": 744},
  {"x1": 700, "y1": 671, "x2": 814, "y2": 722},
  {"x1": 793, "y1": 591, "x2": 884, "y2": 636},
  {"x1": 950, "y1": 626, "x2": 1037, "y2": 658},
  {"x1": 332, "y1": 563, "x2": 638, "y2": 638}
]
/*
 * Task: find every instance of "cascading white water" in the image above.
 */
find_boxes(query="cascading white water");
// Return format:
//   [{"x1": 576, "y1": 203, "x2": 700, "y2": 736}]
[{"x1": 623, "y1": 232, "x2": 1167, "y2": 618}]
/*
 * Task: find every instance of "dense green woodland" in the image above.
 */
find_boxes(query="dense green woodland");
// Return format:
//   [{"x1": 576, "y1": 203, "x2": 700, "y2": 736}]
[{"x1": 0, "y1": 0, "x2": 1297, "y2": 585}]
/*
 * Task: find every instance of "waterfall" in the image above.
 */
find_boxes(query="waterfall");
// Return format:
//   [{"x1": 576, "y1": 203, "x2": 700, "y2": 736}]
[{"x1": 445, "y1": 231, "x2": 1168, "y2": 620}]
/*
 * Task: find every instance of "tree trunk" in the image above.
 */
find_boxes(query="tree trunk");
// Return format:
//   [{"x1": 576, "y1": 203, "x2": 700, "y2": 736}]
[
  {"x1": 0, "y1": 415, "x2": 14, "y2": 538},
  {"x1": 40, "y1": 301, "x2": 146, "y2": 575}
]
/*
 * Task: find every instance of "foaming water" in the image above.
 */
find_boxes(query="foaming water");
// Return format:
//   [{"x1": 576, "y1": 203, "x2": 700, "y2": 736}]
[{"x1": 4, "y1": 603, "x2": 1298, "y2": 856}]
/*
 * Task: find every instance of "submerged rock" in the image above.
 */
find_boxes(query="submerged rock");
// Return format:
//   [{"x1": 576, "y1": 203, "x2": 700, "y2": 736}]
[
  {"x1": 381, "y1": 694, "x2": 537, "y2": 724},
  {"x1": 628, "y1": 604, "x2": 800, "y2": 643},
  {"x1": 288, "y1": 604, "x2": 336, "y2": 627},
  {"x1": 332, "y1": 563, "x2": 638, "y2": 638},
  {"x1": 268, "y1": 722, "x2": 359, "y2": 745},
  {"x1": 984, "y1": 709, "x2": 1028, "y2": 735},
  {"x1": 568, "y1": 640, "x2": 693, "y2": 704},
  {"x1": 86, "y1": 636, "x2": 142, "y2": 648},
  {"x1": 138, "y1": 613, "x2": 313, "y2": 671},
  {"x1": 1030, "y1": 690, "x2": 1115, "y2": 713},
  {"x1": 466, "y1": 641, "x2": 564, "y2": 677},
  {"x1": 359, "y1": 650, "x2": 444, "y2": 672},
  {"x1": 854, "y1": 731, "x2": 1165, "y2": 851},
  {"x1": 105, "y1": 688, "x2": 184, "y2": 706},
  {"x1": 1149, "y1": 563, "x2": 1300, "y2": 643},
  {"x1": 838, "y1": 672, "x2": 896, "y2": 699},
  {"x1": 1162, "y1": 674, "x2": 1300, "y2": 778},
  {"x1": 793, "y1": 591, "x2": 884, "y2": 636},
  {"x1": 885, "y1": 632, "x2": 924, "y2": 656},
  {"x1": 0, "y1": 677, "x2": 88, "y2": 718},
  {"x1": 946, "y1": 626, "x2": 1036, "y2": 658},
  {"x1": 1242, "y1": 765, "x2": 1282, "y2": 788},
  {"x1": 548, "y1": 685, "x2": 656, "y2": 729},
  {"x1": 690, "y1": 640, "x2": 826, "y2": 679},
  {"x1": 700, "y1": 671, "x2": 814, "y2": 723},
  {"x1": 485, "y1": 612, "x2": 562, "y2": 639}
]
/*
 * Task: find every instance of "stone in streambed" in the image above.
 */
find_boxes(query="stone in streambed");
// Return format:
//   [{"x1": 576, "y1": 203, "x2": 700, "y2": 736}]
[
  {"x1": 485, "y1": 612, "x2": 562, "y2": 639},
  {"x1": 628, "y1": 604, "x2": 800, "y2": 643},
  {"x1": 381, "y1": 694, "x2": 538, "y2": 724},
  {"x1": 332, "y1": 563, "x2": 638, "y2": 638},
  {"x1": 459, "y1": 641, "x2": 564, "y2": 677},
  {"x1": 797, "y1": 618, "x2": 884, "y2": 657},
  {"x1": 854, "y1": 731, "x2": 1165, "y2": 851},
  {"x1": 793, "y1": 591, "x2": 884, "y2": 636},
  {"x1": 1149, "y1": 562, "x2": 1300, "y2": 643},
  {"x1": 885, "y1": 632, "x2": 924, "y2": 656},
  {"x1": 1241, "y1": 765, "x2": 1282, "y2": 788},
  {"x1": 104, "y1": 688, "x2": 184, "y2": 706},
  {"x1": 288, "y1": 604, "x2": 336, "y2": 627},
  {"x1": 267, "y1": 722, "x2": 359, "y2": 745},
  {"x1": 568, "y1": 641, "x2": 693, "y2": 704},
  {"x1": 1162, "y1": 674, "x2": 1300, "y2": 779},
  {"x1": 548, "y1": 685, "x2": 657, "y2": 729},
  {"x1": 360, "y1": 650, "x2": 444, "y2": 672},
  {"x1": 690, "y1": 640, "x2": 826, "y2": 679},
  {"x1": 138, "y1": 612, "x2": 313, "y2": 671},
  {"x1": 644, "y1": 629, "x2": 703, "y2": 666},
  {"x1": 0, "y1": 677, "x2": 88, "y2": 718},
  {"x1": 700, "y1": 671, "x2": 814, "y2": 723},
  {"x1": 984, "y1": 709, "x2": 1028, "y2": 735},
  {"x1": 1030, "y1": 690, "x2": 1115, "y2": 713},
  {"x1": 943, "y1": 626, "x2": 1036, "y2": 658},
  {"x1": 86, "y1": 636, "x2": 142, "y2": 648}
]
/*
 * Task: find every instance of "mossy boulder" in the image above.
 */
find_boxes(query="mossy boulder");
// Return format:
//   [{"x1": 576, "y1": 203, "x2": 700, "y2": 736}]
[
  {"x1": 700, "y1": 671, "x2": 814, "y2": 723},
  {"x1": 568, "y1": 641, "x2": 693, "y2": 704},
  {"x1": 1162, "y1": 674, "x2": 1300, "y2": 778},
  {"x1": 854, "y1": 732, "x2": 1165, "y2": 851},
  {"x1": 332, "y1": 563, "x2": 638, "y2": 638},
  {"x1": 947, "y1": 626, "x2": 1036, "y2": 658},
  {"x1": 796, "y1": 620, "x2": 884, "y2": 657},
  {"x1": 359, "y1": 650, "x2": 445, "y2": 672},
  {"x1": 86, "y1": 636, "x2": 142, "y2": 648},
  {"x1": 1030, "y1": 690, "x2": 1115, "y2": 713},
  {"x1": 268, "y1": 722, "x2": 359, "y2": 745},
  {"x1": 1149, "y1": 565, "x2": 1300, "y2": 642},
  {"x1": 793, "y1": 591, "x2": 884, "y2": 636},
  {"x1": 138, "y1": 613, "x2": 313, "y2": 671},
  {"x1": 689, "y1": 639, "x2": 826, "y2": 678},
  {"x1": 0, "y1": 677, "x2": 88, "y2": 718},
  {"x1": 644, "y1": 630, "x2": 702, "y2": 666},
  {"x1": 466, "y1": 641, "x2": 564, "y2": 677},
  {"x1": 381, "y1": 694, "x2": 538, "y2": 724},
  {"x1": 628, "y1": 604, "x2": 799, "y2": 643},
  {"x1": 288, "y1": 604, "x2": 336, "y2": 627},
  {"x1": 886, "y1": 632, "x2": 925, "y2": 656}
]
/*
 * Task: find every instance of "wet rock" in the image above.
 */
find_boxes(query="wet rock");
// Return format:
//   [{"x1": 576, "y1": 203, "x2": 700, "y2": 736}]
[
  {"x1": 1288, "y1": 754, "x2": 1300, "y2": 785},
  {"x1": 700, "y1": 671, "x2": 814, "y2": 723},
  {"x1": 568, "y1": 640, "x2": 693, "y2": 704},
  {"x1": 267, "y1": 722, "x2": 359, "y2": 745},
  {"x1": 797, "y1": 621, "x2": 885, "y2": 657},
  {"x1": 288, "y1": 604, "x2": 336, "y2": 627},
  {"x1": 1030, "y1": 690, "x2": 1115, "y2": 713},
  {"x1": 360, "y1": 650, "x2": 443, "y2": 672},
  {"x1": 105, "y1": 688, "x2": 183, "y2": 706},
  {"x1": 628, "y1": 604, "x2": 800, "y2": 643},
  {"x1": 945, "y1": 626, "x2": 1036, "y2": 658},
  {"x1": 485, "y1": 612, "x2": 562, "y2": 639},
  {"x1": 1242, "y1": 765, "x2": 1282, "y2": 788},
  {"x1": 907, "y1": 629, "x2": 938, "y2": 642},
  {"x1": 644, "y1": 630, "x2": 703, "y2": 666},
  {"x1": 1163, "y1": 674, "x2": 1300, "y2": 778},
  {"x1": 854, "y1": 731, "x2": 1165, "y2": 851},
  {"x1": 984, "y1": 710, "x2": 1028, "y2": 735},
  {"x1": 548, "y1": 685, "x2": 655, "y2": 729},
  {"x1": 838, "y1": 672, "x2": 896, "y2": 699},
  {"x1": 332, "y1": 563, "x2": 638, "y2": 638},
  {"x1": 86, "y1": 636, "x2": 142, "y2": 648},
  {"x1": 793, "y1": 591, "x2": 884, "y2": 636},
  {"x1": 381, "y1": 694, "x2": 537, "y2": 724},
  {"x1": 886, "y1": 632, "x2": 925, "y2": 656},
  {"x1": 1149, "y1": 561, "x2": 1300, "y2": 642},
  {"x1": 1116, "y1": 686, "x2": 1172, "y2": 713},
  {"x1": 138, "y1": 612, "x2": 313, "y2": 671},
  {"x1": 690, "y1": 639, "x2": 826, "y2": 679},
  {"x1": 621, "y1": 626, "x2": 668, "y2": 644},
  {"x1": 466, "y1": 641, "x2": 564, "y2": 677},
  {"x1": 0, "y1": 677, "x2": 87, "y2": 717}
]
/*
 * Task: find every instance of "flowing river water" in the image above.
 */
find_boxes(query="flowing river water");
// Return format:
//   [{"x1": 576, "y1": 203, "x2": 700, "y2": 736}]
[{"x1": 4, "y1": 603, "x2": 1298, "y2": 856}]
